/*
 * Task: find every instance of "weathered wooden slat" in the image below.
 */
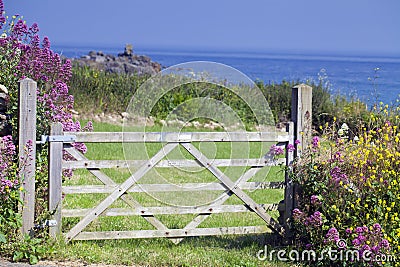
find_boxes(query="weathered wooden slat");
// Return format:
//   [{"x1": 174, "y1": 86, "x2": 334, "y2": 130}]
[
  {"x1": 62, "y1": 181, "x2": 285, "y2": 194},
  {"x1": 62, "y1": 203, "x2": 280, "y2": 217},
  {"x1": 74, "y1": 226, "x2": 271, "y2": 240},
  {"x1": 64, "y1": 143, "x2": 178, "y2": 241},
  {"x1": 64, "y1": 131, "x2": 289, "y2": 143},
  {"x1": 284, "y1": 122, "x2": 295, "y2": 230},
  {"x1": 48, "y1": 123, "x2": 63, "y2": 237},
  {"x1": 181, "y1": 143, "x2": 285, "y2": 236},
  {"x1": 62, "y1": 158, "x2": 286, "y2": 169}
]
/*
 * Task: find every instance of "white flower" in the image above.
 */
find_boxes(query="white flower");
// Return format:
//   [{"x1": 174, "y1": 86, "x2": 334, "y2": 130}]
[
  {"x1": 0, "y1": 84, "x2": 8, "y2": 94},
  {"x1": 341, "y1": 123, "x2": 349, "y2": 131},
  {"x1": 0, "y1": 33, "x2": 7, "y2": 39}
]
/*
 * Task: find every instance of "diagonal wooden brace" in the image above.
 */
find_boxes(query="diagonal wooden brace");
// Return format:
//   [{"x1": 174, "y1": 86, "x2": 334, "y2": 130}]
[
  {"x1": 172, "y1": 167, "x2": 265, "y2": 244},
  {"x1": 65, "y1": 143, "x2": 178, "y2": 241},
  {"x1": 64, "y1": 146, "x2": 181, "y2": 243},
  {"x1": 181, "y1": 143, "x2": 285, "y2": 236}
]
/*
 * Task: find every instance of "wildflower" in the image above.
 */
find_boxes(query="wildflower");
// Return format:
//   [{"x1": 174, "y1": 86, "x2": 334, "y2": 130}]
[
  {"x1": 325, "y1": 227, "x2": 339, "y2": 243},
  {"x1": 292, "y1": 208, "x2": 303, "y2": 221},
  {"x1": 380, "y1": 239, "x2": 390, "y2": 249},
  {"x1": 312, "y1": 136, "x2": 320, "y2": 148},
  {"x1": 269, "y1": 145, "x2": 284, "y2": 156},
  {"x1": 287, "y1": 144, "x2": 295, "y2": 152},
  {"x1": 310, "y1": 195, "x2": 320, "y2": 205}
]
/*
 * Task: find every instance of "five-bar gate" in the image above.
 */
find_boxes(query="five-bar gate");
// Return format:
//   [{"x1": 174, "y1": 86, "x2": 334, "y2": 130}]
[{"x1": 48, "y1": 124, "x2": 295, "y2": 243}]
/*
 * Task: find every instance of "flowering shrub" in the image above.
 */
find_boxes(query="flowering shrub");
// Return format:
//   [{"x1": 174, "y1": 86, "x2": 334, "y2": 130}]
[
  {"x1": 0, "y1": 0, "x2": 91, "y2": 262},
  {"x1": 291, "y1": 108, "x2": 400, "y2": 266},
  {"x1": 0, "y1": 136, "x2": 22, "y2": 254},
  {"x1": 0, "y1": 136, "x2": 21, "y2": 243}
]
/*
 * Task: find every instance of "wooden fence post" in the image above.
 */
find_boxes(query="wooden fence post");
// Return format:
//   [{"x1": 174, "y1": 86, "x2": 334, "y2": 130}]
[
  {"x1": 291, "y1": 84, "x2": 312, "y2": 213},
  {"x1": 48, "y1": 122, "x2": 63, "y2": 237},
  {"x1": 18, "y1": 78, "x2": 37, "y2": 235},
  {"x1": 291, "y1": 84, "x2": 312, "y2": 157}
]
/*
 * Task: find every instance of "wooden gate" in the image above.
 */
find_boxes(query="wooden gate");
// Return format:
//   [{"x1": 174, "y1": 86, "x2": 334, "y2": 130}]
[
  {"x1": 16, "y1": 78, "x2": 312, "y2": 240},
  {"x1": 48, "y1": 124, "x2": 296, "y2": 242}
]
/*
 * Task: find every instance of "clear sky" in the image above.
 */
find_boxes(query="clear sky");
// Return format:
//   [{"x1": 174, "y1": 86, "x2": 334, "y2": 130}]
[{"x1": 4, "y1": 0, "x2": 400, "y2": 56}]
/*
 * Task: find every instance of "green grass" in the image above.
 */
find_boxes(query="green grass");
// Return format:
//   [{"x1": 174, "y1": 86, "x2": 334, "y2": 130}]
[{"x1": 54, "y1": 120, "x2": 293, "y2": 267}]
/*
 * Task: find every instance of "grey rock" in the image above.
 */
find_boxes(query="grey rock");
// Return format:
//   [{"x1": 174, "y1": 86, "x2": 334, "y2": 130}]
[{"x1": 72, "y1": 45, "x2": 162, "y2": 76}]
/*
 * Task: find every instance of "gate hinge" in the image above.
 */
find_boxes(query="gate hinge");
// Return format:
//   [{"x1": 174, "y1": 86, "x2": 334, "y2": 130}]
[{"x1": 37, "y1": 135, "x2": 76, "y2": 144}]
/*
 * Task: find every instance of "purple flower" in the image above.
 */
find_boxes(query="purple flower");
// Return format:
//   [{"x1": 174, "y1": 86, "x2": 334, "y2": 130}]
[
  {"x1": 308, "y1": 211, "x2": 323, "y2": 227},
  {"x1": 287, "y1": 144, "x2": 295, "y2": 152},
  {"x1": 357, "y1": 234, "x2": 366, "y2": 242},
  {"x1": 269, "y1": 145, "x2": 284, "y2": 156},
  {"x1": 295, "y1": 139, "x2": 301, "y2": 145},
  {"x1": 352, "y1": 238, "x2": 361, "y2": 246},
  {"x1": 325, "y1": 227, "x2": 339, "y2": 242},
  {"x1": 292, "y1": 208, "x2": 303, "y2": 221},
  {"x1": 373, "y1": 223, "x2": 381, "y2": 232},
  {"x1": 356, "y1": 227, "x2": 364, "y2": 234},
  {"x1": 362, "y1": 244, "x2": 371, "y2": 252},
  {"x1": 310, "y1": 195, "x2": 320, "y2": 205},
  {"x1": 312, "y1": 136, "x2": 320, "y2": 148},
  {"x1": 330, "y1": 166, "x2": 348, "y2": 185},
  {"x1": 380, "y1": 239, "x2": 390, "y2": 249}
]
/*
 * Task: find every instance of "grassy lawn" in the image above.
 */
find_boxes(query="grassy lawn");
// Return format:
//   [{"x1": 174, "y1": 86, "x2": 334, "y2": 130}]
[{"x1": 52, "y1": 120, "x2": 294, "y2": 267}]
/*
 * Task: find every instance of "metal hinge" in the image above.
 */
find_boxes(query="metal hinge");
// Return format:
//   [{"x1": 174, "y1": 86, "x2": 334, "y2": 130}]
[{"x1": 36, "y1": 135, "x2": 76, "y2": 144}]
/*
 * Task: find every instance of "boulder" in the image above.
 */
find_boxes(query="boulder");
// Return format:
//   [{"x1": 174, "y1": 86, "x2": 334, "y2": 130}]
[{"x1": 73, "y1": 44, "x2": 162, "y2": 76}]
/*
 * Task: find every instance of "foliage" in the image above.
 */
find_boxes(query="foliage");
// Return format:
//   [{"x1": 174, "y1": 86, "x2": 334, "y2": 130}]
[
  {"x1": 11, "y1": 235, "x2": 49, "y2": 264},
  {"x1": 290, "y1": 104, "x2": 400, "y2": 266},
  {"x1": 69, "y1": 65, "x2": 149, "y2": 115},
  {"x1": 70, "y1": 64, "x2": 372, "y2": 134},
  {"x1": 0, "y1": 136, "x2": 22, "y2": 248}
]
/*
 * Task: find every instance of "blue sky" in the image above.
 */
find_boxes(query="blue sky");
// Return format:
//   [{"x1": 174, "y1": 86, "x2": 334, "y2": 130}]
[{"x1": 4, "y1": 0, "x2": 400, "y2": 56}]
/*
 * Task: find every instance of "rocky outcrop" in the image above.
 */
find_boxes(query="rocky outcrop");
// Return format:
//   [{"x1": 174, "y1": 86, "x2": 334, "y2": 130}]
[
  {"x1": 72, "y1": 44, "x2": 162, "y2": 76},
  {"x1": 0, "y1": 84, "x2": 11, "y2": 136}
]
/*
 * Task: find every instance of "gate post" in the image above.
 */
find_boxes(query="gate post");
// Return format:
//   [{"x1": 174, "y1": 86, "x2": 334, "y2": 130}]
[
  {"x1": 282, "y1": 84, "x2": 312, "y2": 240},
  {"x1": 291, "y1": 84, "x2": 312, "y2": 212},
  {"x1": 291, "y1": 84, "x2": 312, "y2": 157},
  {"x1": 48, "y1": 122, "x2": 63, "y2": 237},
  {"x1": 18, "y1": 78, "x2": 37, "y2": 235}
]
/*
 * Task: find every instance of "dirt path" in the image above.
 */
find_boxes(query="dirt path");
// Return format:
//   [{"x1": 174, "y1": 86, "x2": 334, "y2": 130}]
[{"x1": 0, "y1": 259, "x2": 140, "y2": 267}]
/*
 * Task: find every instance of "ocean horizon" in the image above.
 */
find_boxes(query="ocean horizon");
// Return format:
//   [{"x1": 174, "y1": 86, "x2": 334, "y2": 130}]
[{"x1": 53, "y1": 45, "x2": 400, "y2": 107}]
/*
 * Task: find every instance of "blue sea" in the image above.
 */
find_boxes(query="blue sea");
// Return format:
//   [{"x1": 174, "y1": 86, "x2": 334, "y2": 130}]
[{"x1": 54, "y1": 45, "x2": 400, "y2": 107}]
